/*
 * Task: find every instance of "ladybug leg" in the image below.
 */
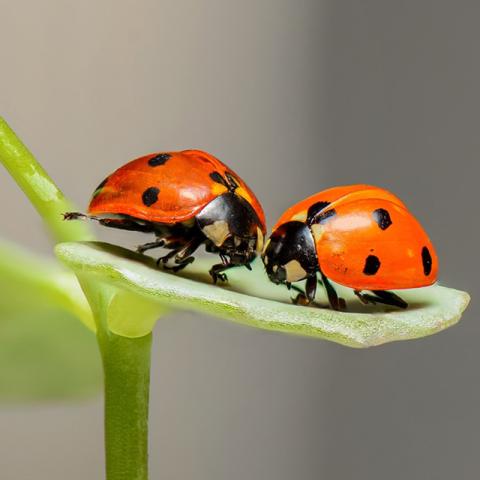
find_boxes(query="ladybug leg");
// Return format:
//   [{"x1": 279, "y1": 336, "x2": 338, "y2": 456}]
[
  {"x1": 319, "y1": 271, "x2": 342, "y2": 311},
  {"x1": 370, "y1": 290, "x2": 408, "y2": 309},
  {"x1": 354, "y1": 290, "x2": 408, "y2": 309},
  {"x1": 64, "y1": 212, "x2": 154, "y2": 233},
  {"x1": 209, "y1": 263, "x2": 231, "y2": 284},
  {"x1": 353, "y1": 290, "x2": 370, "y2": 305},
  {"x1": 63, "y1": 212, "x2": 89, "y2": 221},
  {"x1": 157, "y1": 249, "x2": 177, "y2": 267},
  {"x1": 137, "y1": 239, "x2": 165, "y2": 254},
  {"x1": 64, "y1": 212, "x2": 115, "y2": 225},
  {"x1": 292, "y1": 275, "x2": 317, "y2": 306},
  {"x1": 208, "y1": 251, "x2": 238, "y2": 283},
  {"x1": 160, "y1": 236, "x2": 204, "y2": 272}
]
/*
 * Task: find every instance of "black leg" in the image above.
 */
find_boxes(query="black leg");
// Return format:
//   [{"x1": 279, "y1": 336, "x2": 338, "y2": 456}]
[
  {"x1": 63, "y1": 212, "x2": 89, "y2": 221},
  {"x1": 159, "y1": 236, "x2": 203, "y2": 272},
  {"x1": 137, "y1": 239, "x2": 165, "y2": 254},
  {"x1": 320, "y1": 271, "x2": 341, "y2": 310},
  {"x1": 371, "y1": 290, "x2": 408, "y2": 309},
  {"x1": 354, "y1": 290, "x2": 408, "y2": 309},
  {"x1": 167, "y1": 256, "x2": 196, "y2": 273},
  {"x1": 157, "y1": 249, "x2": 178, "y2": 266},
  {"x1": 209, "y1": 262, "x2": 234, "y2": 283},
  {"x1": 354, "y1": 290, "x2": 369, "y2": 305},
  {"x1": 64, "y1": 212, "x2": 153, "y2": 232},
  {"x1": 292, "y1": 275, "x2": 317, "y2": 306}
]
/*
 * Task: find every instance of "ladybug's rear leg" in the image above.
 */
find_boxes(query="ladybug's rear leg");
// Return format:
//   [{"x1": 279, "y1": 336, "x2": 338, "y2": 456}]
[
  {"x1": 354, "y1": 290, "x2": 408, "y2": 309},
  {"x1": 64, "y1": 212, "x2": 154, "y2": 232},
  {"x1": 64, "y1": 212, "x2": 89, "y2": 221},
  {"x1": 137, "y1": 239, "x2": 165, "y2": 254}
]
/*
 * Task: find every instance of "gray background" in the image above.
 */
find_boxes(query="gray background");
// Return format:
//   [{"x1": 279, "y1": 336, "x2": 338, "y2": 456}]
[{"x1": 0, "y1": 1, "x2": 478, "y2": 479}]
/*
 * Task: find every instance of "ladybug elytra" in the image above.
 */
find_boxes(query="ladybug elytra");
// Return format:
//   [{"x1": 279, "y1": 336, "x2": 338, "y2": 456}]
[
  {"x1": 65, "y1": 150, "x2": 266, "y2": 282},
  {"x1": 261, "y1": 185, "x2": 438, "y2": 310}
]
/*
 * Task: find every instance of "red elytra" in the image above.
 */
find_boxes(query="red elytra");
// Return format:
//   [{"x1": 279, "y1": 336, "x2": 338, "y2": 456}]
[
  {"x1": 89, "y1": 149, "x2": 265, "y2": 227},
  {"x1": 65, "y1": 150, "x2": 266, "y2": 283},
  {"x1": 262, "y1": 184, "x2": 438, "y2": 310}
]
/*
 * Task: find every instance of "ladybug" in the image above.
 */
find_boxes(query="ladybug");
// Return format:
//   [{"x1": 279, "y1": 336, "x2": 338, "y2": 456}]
[
  {"x1": 262, "y1": 185, "x2": 438, "y2": 310},
  {"x1": 65, "y1": 150, "x2": 266, "y2": 282}
]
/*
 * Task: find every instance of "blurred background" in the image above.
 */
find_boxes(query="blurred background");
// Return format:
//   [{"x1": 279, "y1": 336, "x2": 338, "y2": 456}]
[{"x1": 0, "y1": 1, "x2": 478, "y2": 478}]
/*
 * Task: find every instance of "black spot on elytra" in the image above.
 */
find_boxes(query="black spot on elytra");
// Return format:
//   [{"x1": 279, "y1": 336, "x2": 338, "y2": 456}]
[
  {"x1": 363, "y1": 255, "x2": 381, "y2": 275},
  {"x1": 148, "y1": 153, "x2": 171, "y2": 167},
  {"x1": 422, "y1": 246, "x2": 432, "y2": 276},
  {"x1": 307, "y1": 201, "x2": 331, "y2": 224},
  {"x1": 93, "y1": 177, "x2": 108, "y2": 197},
  {"x1": 372, "y1": 208, "x2": 392, "y2": 230},
  {"x1": 209, "y1": 171, "x2": 229, "y2": 188},
  {"x1": 225, "y1": 172, "x2": 239, "y2": 190},
  {"x1": 142, "y1": 187, "x2": 160, "y2": 207}
]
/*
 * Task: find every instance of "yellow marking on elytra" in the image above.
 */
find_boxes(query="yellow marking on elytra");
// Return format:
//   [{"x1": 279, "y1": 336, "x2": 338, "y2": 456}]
[
  {"x1": 211, "y1": 183, "x2": 228, "y2": 196},
  {"x1": 256, "y1": 227, "x2": 264, "y2": 253},
  {"x1": 263, "y1": 238, "x2": 271, "y2": 255},
  {"x1": 291, "y1": 210, "x2": 308, "y2": 222},
  {"x1": 310, "y1": 223, "x2": 324, "y2": 242},
  {"x1": 235, "y1": 187, "x2": 253, "y2": 204}
]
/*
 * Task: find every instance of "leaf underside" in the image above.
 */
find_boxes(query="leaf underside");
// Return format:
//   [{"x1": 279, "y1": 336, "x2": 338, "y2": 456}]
[{"x1": 56, "y1": 241, "x2": 470, "y2": 348}]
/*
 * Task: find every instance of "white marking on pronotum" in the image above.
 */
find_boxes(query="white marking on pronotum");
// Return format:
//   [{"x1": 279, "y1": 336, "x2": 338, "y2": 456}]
[{"x1": 284, "y1": 259, "x2": 307, "y2": 282}]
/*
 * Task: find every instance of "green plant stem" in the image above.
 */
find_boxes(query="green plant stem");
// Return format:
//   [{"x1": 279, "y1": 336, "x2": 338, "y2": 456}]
[
  {"x1": 97, "y1": 329, "x2": 152, "y2": 480},
  {"x1": 0, "y1": 117, "x2": 92, "y2": 243}
]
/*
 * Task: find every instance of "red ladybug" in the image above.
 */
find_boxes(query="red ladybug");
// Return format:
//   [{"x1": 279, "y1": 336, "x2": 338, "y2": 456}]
[
  {"x1": 65, "y1": 150, "x2": 266, "y2": 282},
  {"x1": 262, "y1": 185, "x2": 438, "y2": 310}
]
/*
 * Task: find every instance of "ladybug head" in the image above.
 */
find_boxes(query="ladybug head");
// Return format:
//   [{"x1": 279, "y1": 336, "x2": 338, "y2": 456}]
[
  {"x1": 196, "y1": 192, "x2": 265, "y2": 266},
  {"x1": 262, "y1": 221, "x2": 318, "y2": 285}
]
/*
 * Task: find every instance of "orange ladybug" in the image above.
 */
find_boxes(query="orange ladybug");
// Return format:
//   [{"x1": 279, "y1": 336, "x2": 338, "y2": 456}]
[
  {"x1": 262, "y1": 185, "x2": 438, "y2": 310},
  {"x1": 65, "y1": 150, "x2": 266, "y2": 282}
]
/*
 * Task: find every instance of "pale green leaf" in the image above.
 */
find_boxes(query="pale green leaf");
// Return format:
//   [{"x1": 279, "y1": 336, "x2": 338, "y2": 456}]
[{"x1": 55, "y1": 242, "x2": 470, "y2": 347}]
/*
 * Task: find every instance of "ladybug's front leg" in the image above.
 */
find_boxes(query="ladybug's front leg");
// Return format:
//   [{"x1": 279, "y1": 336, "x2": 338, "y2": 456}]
[
  {"x1": 209, "y1": 262, "x2": 231, "y2": 284},
  {"x1": 320, "y1": 271, "x2": 346, "y2": 311},
  {"x1": 292, "y1": 275, "x2": 317, "y2": 306},
  {"x1": 137, "y1": 239, "x2": 165, "y2": 254}
]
